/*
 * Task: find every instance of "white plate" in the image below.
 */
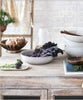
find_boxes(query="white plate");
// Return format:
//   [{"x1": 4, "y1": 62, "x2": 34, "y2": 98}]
[
  {"x1": 0, "y1": 65, "x2": 29, "y2": 71},
  {"x1": 21, "y1": 50, "x2": 53, "y2": 65},
  {"x1": 64, "y1": 61, "x2": 83, "y2": 75}
]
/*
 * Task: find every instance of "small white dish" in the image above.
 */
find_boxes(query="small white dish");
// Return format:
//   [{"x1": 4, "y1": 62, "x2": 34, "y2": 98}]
[
  {"x1": 0, "y1": 65, "x2": 29, "y2": 71},
  {"x1": 21, "y1": 50, "x2": 53, "y2": 65}
]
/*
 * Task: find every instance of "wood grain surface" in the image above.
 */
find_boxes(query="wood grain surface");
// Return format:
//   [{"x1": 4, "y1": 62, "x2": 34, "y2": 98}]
[
  {"x1": 0, "y1": 53, "x2": 83, "y2": 100},
  {"x1": 0, "y1": 53, "x2": 67, "y2": 77},
  {"x1": 1, "y1": 90, "x2": 47, "y2": 100}
]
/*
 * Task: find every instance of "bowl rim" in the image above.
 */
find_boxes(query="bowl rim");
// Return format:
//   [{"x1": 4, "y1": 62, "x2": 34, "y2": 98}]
[
  {"x1": 64, "y1": 34, "x2": 83, "y2": 37},
  {"x1": 21, "y1": 50, "x2": 53, "y2": 58},
  {"x1": 65, "y1": 46, "x2": 83, "y2": 49}
]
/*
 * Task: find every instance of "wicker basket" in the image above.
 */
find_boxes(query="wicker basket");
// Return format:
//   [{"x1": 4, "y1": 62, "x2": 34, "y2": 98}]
[
  {"x1": 0, "y1": 39, "x2": 27, "y2": 52},
  {"x1": 66, "y1": 56, "x2": 83, "y2": 65}
]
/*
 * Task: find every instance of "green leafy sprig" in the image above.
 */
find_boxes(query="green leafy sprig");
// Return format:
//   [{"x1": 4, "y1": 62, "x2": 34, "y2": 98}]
[
  {"x1": 74, "y1": 64, "x2": 83, "y2": 71},
  {"x1": 0, "y1": 9, "x2": 15, "y2": 25}
]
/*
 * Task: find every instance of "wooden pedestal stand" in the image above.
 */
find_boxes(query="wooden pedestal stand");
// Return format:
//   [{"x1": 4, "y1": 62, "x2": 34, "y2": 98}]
[
  {"x1": 0, "y1": 0, "x2": 34, "y2": 57},
  {"x1": 0, "y1": 31, "x2": 2, "y2": 56}
]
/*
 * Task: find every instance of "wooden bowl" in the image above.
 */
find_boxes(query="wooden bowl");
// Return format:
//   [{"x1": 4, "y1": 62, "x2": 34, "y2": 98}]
[
  {"x1": 66, "y1": 56, "x2": 83, "y2": 65},
  {"x1": 0, "y1": 39, "x2": 27, "y2": 52}
]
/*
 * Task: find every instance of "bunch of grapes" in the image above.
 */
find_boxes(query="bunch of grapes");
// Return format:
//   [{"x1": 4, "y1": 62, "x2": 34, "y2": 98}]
[
  {"x1": 31, "y1": 41, "x2": 63, "y2": 57},
  {"x1": 41, "y1": 42, "x2": 57, "y2": 49}
]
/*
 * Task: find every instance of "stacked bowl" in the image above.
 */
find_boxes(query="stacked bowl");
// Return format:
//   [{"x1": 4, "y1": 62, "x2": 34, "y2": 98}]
[{"x1": 63, "y1": 31, "x2": 83, "y2": 57}]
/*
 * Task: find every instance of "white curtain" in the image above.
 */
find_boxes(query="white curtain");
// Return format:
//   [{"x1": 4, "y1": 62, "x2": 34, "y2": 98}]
[
  {"x1": 4, "y1": 0, "x2": 32, "y2": 34},
  {"x1": 18, "y1": 0, "x2": 31, "y2": 34},
  {"x1": 5, "y1": 0, "x2": 19, "y2": 26},
  {"x1": 0, "y1": 0, "x2": 2, "y2": 10}
]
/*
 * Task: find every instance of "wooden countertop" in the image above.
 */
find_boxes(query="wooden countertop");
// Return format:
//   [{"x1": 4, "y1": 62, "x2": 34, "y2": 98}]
[
  {"x1": 0, "y1": 53, "x2": 83, "y2": 90},
  {"x1": 0, "y1": 53, "x2": 82, "y2": 78},
  {"x1": 0, "y1": 53, "x2": 66, "y2": 77}
]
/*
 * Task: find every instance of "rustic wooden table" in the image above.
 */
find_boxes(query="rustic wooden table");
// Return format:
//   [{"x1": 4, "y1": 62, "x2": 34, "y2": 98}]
[{"x1": 0, "y1": 53, "x2": 83, "y2": 100}]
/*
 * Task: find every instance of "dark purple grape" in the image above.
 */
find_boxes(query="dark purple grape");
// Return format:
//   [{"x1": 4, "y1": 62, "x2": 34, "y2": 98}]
[
  {"x1": 46, "y1": 53, "x2": 52, "y2": 56},
  {"x1": 30, "y1": 41, "x2": 63, "y2": 57},
  {"x1": 51, "y1": 48, "x2": 55, "y2": 51},
  {"x1": 15, "y1": 63, "x2": 21, "y2": 69},
  {"x1": 42, "y1": 41, "x2": 57, "y2": 49},
  {"x1": 57, "y1": 48, "x2": 63, "y2": 54},
  {"x1": 34, "y1": 49, "x2": 41, "y2": 53},
  {"x1": 52, "y1": 51, "x2": 57, "y2": 57}
]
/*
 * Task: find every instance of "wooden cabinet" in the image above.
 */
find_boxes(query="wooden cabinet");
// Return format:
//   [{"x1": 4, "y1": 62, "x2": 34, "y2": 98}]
[
  {"x1": 0, "y1": 54, "x2": 83, "y2": 100},
  {"x1": 48, "y1": 88, "x2": 83, "y2": 100},
  {"x1": 48, "y1": 77, "x2": 83, "y2": 100},
  {"x1": 1, "y1": 78, "x2": 83, "y2": 100},
  {"x1": 0, "y1": 89, "x2": 47, "y2": 100},
  {"x1": 1, "y1": 88, "x2": 83, "y2": 100}
]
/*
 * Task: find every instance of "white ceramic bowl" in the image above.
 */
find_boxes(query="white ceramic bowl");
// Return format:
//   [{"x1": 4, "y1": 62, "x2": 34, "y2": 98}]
[
  {"x1": 64, "y1": 38, "x2": 83, "y2": 48},
  {"x1": 64, "y1": 34, "x2": 83, "y2": 43},
  {"x1": 21, "y1": 50, "x2": 53, "y2": 65},
  {"x1": 65, "y1": 47, "x2": 83, "y2": 57}
]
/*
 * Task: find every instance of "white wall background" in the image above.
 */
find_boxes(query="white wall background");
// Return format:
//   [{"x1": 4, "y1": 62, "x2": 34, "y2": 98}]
[
  {"x1": 33, "y1": 0, "x2": 83, "y2": 49},
  {"x1": 2, "y1": 0, "x2": 83, "y2": 55}
]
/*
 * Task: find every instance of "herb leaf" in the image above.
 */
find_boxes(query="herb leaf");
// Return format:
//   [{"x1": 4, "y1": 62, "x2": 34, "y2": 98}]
[{"x1": 0, "y1": 9, "x2": 15, "y2": 25}]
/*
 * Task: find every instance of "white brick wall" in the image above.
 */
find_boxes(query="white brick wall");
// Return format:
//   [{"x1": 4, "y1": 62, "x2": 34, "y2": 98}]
[
  {"x1": 33, "y1": 0, "x2": 83, "y2": 49},
  {"x1": 2, "y1": 0, "x2": 83, "y2": 55}
]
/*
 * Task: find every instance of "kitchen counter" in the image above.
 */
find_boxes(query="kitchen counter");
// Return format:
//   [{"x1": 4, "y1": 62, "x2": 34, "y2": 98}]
[
  {"x1": 0, "y1": 53, "x2": 66, "y2": 77},
  {"x1": 0, "y1": 53, "x2": 83, "y2": 100}
]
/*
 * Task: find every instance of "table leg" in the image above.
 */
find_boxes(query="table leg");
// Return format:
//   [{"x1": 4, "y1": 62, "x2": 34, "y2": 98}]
[{"x1": 0, "y1": 31, "x2": 2, "y2": 56}]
